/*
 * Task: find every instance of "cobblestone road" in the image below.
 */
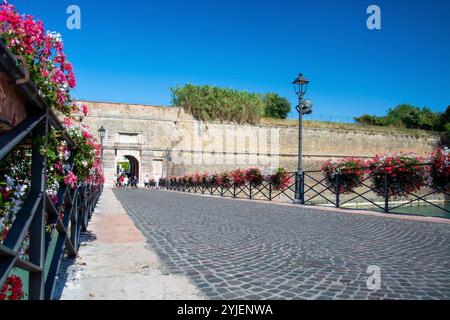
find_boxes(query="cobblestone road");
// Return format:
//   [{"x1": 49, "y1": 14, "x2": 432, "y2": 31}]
[{"x1": 114, "y1": 189, "x2": 450, "y2": 300}]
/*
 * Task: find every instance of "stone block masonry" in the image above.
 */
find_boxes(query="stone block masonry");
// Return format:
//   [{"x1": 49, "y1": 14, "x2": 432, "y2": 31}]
[{"x1": 79, "y1": 101, "x2": 439, "y2": 188}]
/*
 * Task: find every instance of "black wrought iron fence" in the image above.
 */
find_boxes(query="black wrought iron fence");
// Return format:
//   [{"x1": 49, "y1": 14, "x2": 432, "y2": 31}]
[
  {"x1": 161, "y1": 172, "x2": 298, "y2": 203},
  {"x1": 0, "y1": 43, "x2": 102, "y2": 300},
  {"x1": 302, "y1": 165, "x2": 450, "y2": 216},
  {"x1": 159, "y1": 165, "x2": 449, "y2": 217}
]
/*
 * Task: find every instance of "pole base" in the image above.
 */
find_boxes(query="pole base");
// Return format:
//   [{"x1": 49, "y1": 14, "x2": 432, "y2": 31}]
[{"x1": 293, "y1": 199, "x2": 304, "y2": 205}]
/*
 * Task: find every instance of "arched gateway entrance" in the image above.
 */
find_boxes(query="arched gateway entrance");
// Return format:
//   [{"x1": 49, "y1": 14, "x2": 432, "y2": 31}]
[
  {"x1": 124, "y1": 155, "x2": 140, "y2": 180},
  {"x1": 116, "y1": 150, "x2": 141, "y2": 186}
]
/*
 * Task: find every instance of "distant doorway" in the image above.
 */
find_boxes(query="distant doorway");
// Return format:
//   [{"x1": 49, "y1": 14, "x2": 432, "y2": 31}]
[
  {"x1": 153, "y1": 159, "x2": 163, "y2": 178},
  {"x1": 117, "y1": 155, "x2": 140, "y2": 180}
]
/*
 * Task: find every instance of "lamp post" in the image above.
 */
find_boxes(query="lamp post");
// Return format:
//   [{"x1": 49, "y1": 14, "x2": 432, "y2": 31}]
[
  {"x1": 165, "y1": 148, "x2": 172, "y2": 177},
  {"x1": 98, "y1": 126, "x2": 106, "y2": 168},
  {"x1": 292, "y1": 73, "x2": 310, "y2": 204}
]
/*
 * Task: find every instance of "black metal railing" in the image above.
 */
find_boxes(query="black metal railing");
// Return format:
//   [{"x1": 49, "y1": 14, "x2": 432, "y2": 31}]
[
  {"x1": 159, "y1": 166, "x2": 449, "y2": 217},
  {"x1": 160, "y1": 172, "x2": 298, "y2": 203},
  {"x1": 0, "y1": 42, "x2": 102, "y2": 300},
  {"x1": 302, "y1": 165, "x2": 450, "y2": 216}
]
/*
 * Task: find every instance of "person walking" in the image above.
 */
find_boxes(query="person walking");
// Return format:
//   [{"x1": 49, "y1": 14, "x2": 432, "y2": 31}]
[
  {"x1": 154, "y1": 173, "x2": 160, "y2": 190},
  {"x1": 144, "y1": 175, "x2": 149, "y2": 189},
  {"x1": 124, "y1": 175, "x2": 129, "y2": 188},
  {"x1": 119, "y1": 175, "x2": 125, "y2": 188}
]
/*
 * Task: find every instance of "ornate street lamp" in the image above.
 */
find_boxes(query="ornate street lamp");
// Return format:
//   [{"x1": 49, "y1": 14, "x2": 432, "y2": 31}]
[
  {"x1": 292, "y1": 73, "x2": 310, "y2": 204},
  {"x1": 98, "y1": 126, "x2": 106, "y2": 166}
]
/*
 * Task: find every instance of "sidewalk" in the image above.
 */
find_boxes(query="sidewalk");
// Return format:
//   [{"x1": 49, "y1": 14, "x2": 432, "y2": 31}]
[{"x1": 57, "y1": 188, "x2": 203, "y2": 300}]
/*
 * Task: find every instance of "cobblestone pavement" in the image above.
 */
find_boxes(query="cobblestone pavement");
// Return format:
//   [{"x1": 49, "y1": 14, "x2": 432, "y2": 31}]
[{"x1": 114, "y1": 189, "x2": 450, "y2": 300}]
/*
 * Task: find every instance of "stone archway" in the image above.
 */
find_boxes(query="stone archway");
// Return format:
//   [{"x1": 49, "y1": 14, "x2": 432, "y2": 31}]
[{"x1": 124, "y1": 155, "x2": 140, "y2": 180}]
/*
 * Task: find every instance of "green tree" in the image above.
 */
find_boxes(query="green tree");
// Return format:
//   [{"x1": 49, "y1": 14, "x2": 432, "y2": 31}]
[
  {"x1": 385, "y1": 105, "x2": 440, "y2": 130},
  {"x1": 440, "y1": 106, "x2": 450, "y2": 129},
  {"x1": 355, "y1": 104, "x2": 443, "y2": 131},
  {"x1": 262, "y1": 93, "x2": 291, "y2": 119}
]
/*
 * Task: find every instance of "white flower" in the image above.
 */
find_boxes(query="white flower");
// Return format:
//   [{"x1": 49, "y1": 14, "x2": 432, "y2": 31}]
[{"x1": 47, "y1": 31, "x2": 62, "y2": 42}]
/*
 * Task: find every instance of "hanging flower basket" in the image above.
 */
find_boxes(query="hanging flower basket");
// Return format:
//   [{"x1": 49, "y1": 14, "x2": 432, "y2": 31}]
[
  {"x1": 0, "y1": 2, "x2": 76, "y2": 117},
  {"x1": 429, "y1": 147, "x2": 450, "y2": 192},
  {"x1": 230, "y1": 169, "x2": 246, "y2": 188},
  {"x1": 322, "y1": 158, "x2": 366, "y2": 194},
  {"x1": 201, "y1": 173, "x2": 210, "y2": 188},
  {"x1": 245, "y1": 168, "x2": 264, "y2": 187},
  {"x1": 210, "y1": 173, "x2": 221, "y2": 188},
  {"x1": 269, "y1": 168, "x2": 292, "y2": 191},
  {"x1": 368, "y1": 153, "x2": 426, "y2": 198},
  {"x1": 192, "y1": 173, "x2": 202, "y2": 187},
  {"x1": 220, "y1": 172, "x2": 232, "y2": 189}
]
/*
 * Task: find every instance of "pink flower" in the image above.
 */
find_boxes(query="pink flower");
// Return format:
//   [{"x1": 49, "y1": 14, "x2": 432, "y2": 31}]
[
  {"x1": 64, "y1": 171, "x2": 77, "y2": 187},
  {"x1": 81, "y1": 105, "x2": 88, "y2": 116}
]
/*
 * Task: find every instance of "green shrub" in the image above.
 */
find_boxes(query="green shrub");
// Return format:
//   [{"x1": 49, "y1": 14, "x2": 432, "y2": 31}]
[
  {"x1": 263, "y1": 93, "x2": 291, "y2": 119},
  {"x1": 354, "y1": 114, "x2": 384, "y2": 126},
  {"x1": 355, "y1": 104, "x2": 445, "y2": 131},
  {"x1": 171, "y1": 84, "x2": 265, "y2": 124}
]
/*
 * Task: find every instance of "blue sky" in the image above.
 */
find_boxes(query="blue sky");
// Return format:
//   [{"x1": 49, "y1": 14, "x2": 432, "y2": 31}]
[{"x1": 11, "y1": 0, "x2": 450, "y2": 119}]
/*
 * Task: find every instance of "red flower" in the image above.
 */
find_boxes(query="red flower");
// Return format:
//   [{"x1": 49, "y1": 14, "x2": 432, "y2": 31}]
[{"x1": 0, "y1": 275, "x2": 24, "y2": 301}]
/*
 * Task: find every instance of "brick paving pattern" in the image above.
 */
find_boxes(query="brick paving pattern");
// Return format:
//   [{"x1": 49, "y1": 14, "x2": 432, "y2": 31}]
[{"x1": 114, "y1": 189, "x2": 450, "y2": 300}]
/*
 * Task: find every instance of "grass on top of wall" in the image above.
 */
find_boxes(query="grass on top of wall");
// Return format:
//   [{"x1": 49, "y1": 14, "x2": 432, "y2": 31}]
[{"x1": 260, "y1": 118, "x2": 439, "y2": 137}]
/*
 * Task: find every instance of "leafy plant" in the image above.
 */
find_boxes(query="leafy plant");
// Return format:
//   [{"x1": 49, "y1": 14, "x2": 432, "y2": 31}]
[
  {"x1": 429, "y1": 148, "x2": 450, "y2": 192},
  {"x1": 0, "y1": 2, "x2": 76, "y2": 116},
  {"x1": 368, "y1": 153, "x2": 427, "y2": 198},
  {"x1": 269, "y1": 168, "x2": 292, "y2": 191},
  {"x1": 263, "y1": 93, "x2": 291, "y2": 120},
  {"x1": 244, "y1": 168, "x2": 264, "y2": 187},
  {"x1": 322, "y1": 158, "x2": 366, "y2": 194},
  {"x1": 230, "y1": 169, "x2": 246, "y2": 187},
  {"x1": 355, "y1": 104, "x2": 444, "y2": 131},
  {"x1": 171, "y1": 84, "x2": 265, "y2": 124}
]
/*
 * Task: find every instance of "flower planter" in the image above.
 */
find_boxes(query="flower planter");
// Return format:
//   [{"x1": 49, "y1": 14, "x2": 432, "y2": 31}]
[
  {"x1": 430, "y1": 148, "x2": 450, "y2": 192},
  {"x1": 269, "y1": 168, "x2": 292, "y2": 191},
  {"x1": 322, "y1": 158, "x2": 366, "y2": 194},
  {"x1": 368, "y1": 154, "x2": 427, "y2": 198}
]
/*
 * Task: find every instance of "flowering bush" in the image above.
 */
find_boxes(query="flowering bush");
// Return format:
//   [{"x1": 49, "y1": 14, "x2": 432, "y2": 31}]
[
  {"x1": 230, "y1": 169, "x2": 245, "y2": 187},
  {"x1": 220, "y1": 172, "x2": 232, "y2": 188},
  {"x1": 0, "y1": 1, "x2": 104, "y2": 299},
  {"x1": 322, "y1": 158, "x2": 366, "y2": 194},
  {"x1": 210, "y1": 173, "x2": 221, "y2": 188},
  {"x1": 0, "y1": 1, "x2": 77, "y2": 116},
  {"x1": 163, "y1": 167, "x2": 295, "y2": 190},
  {"x1": 0, "y1": 149, "x2": 30, "y2": 242},
  {"x1": 170, "y1": 176, "x2": 178, "y2": 186},
  {"x1": 269, "y1": 168, "x2": 292, "y2": 191},
  {"x1": 192, "y1": 173, "x2": 202, "y2": 187},
  {"x1": 201, "y1": 172, "x2": 210, "y2": 187},
  {"x1": 63, "y1": 118, "x2": 104, "y2": 188},
  {"x1": 368, "y1": 153, "x2": 426, "y2": 198},
  {"x1": 44, "y1": 129, "x2": 72, "y2": 203},
  {"x1": 64, "y1": 171, "x2": 77, "y2": 187},
  {"x1": 244, "y1": 168, "x2": 263, "y2": 187},
  {"x1": 429, "y1": 147, "x2": 450, "y2": 192},
  {"x1": 0, "y1": 275, "x2": 24, "y2": 300}
]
